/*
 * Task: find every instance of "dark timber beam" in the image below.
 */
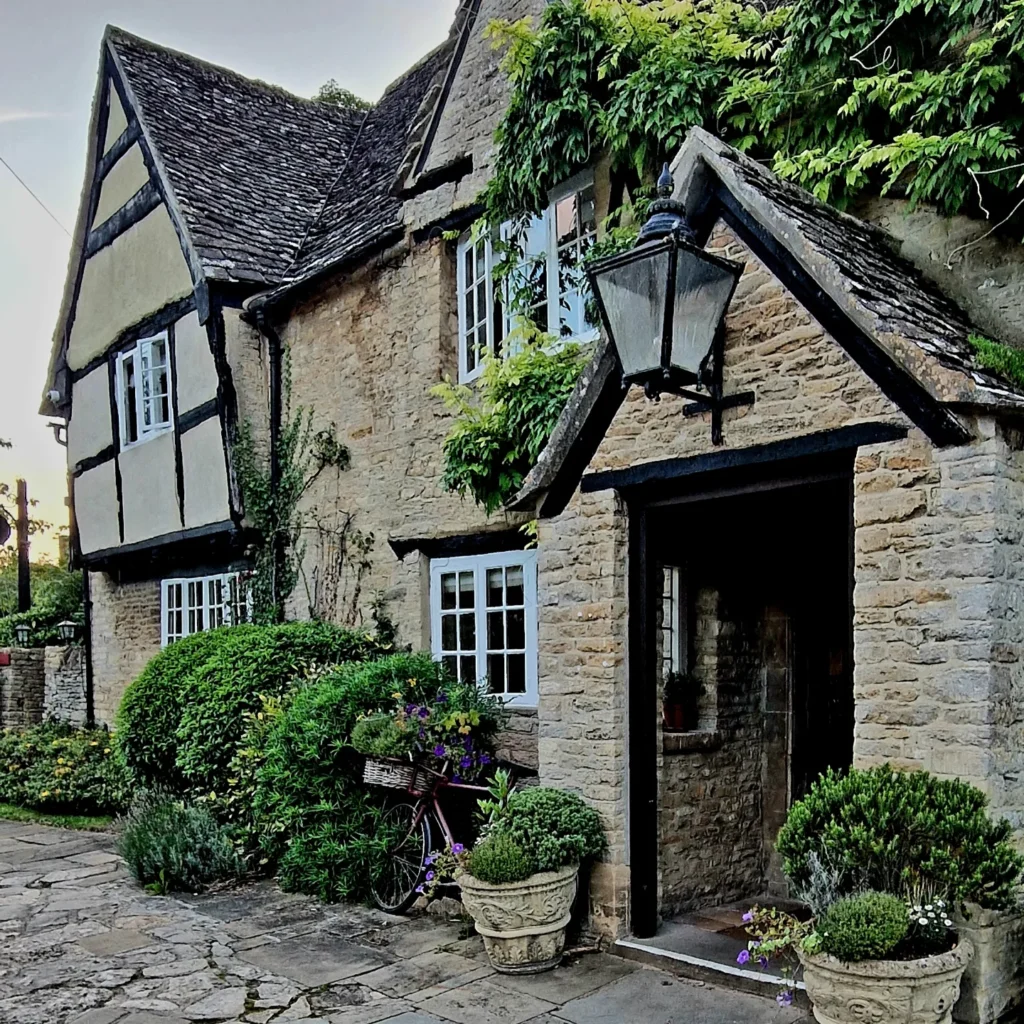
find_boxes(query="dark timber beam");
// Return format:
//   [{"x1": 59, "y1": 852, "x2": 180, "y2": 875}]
[{"x1": 85, "y1": 180, "x2": 162, "y2": 258}]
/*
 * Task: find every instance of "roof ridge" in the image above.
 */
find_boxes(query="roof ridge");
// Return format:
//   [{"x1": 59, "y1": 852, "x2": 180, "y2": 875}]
[{"x1": 104, "y1": 24, "x2": 349, "y2": 110}]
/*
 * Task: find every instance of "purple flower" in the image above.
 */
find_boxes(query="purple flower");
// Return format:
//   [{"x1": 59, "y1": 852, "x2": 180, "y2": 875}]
[
  {"x1": 736, "y1": 950, "x2": 750, "y2": 965},
  {"x1": 462, "y1": 736, "x2": 473, "y2": 750},
  {"x1": 418, "y1": 707, "x2": 430, "y2": 719},
  {"x1": 452, "y1": 774, "x2": 462, "y2": 784},
  {"x1": 460, "y1": 755, "x2": 473, "y2": 769},
  {"x1": 435, "y1": 693, "x2": 448, "y2": 703},
  {"x1": 425, "y1": 871, "x2": 435, "y2": 881},
  {"x1": 452, "y1": 843, "x2": 464, "y2": 855},
  {"x1": 742, "y1": 910, "x2": 754, "y2": 923},
  {"x1": 415, "y1": 885, "x2": 425, "y2": 894},
  {"x1": 433, "y1": 744, "x2": 446, "y2": 758},
  {"x1": 424, "y1": 855, "x2": 433, "y2": 866},
  {"x1": 758, "y1": 956, "x2": 768, "y2": 969},
  {"x1": 405, "y1": 704, "x2": 416, "y2": 715},
  {"x1": 776, "y1": 991, "x2": 793, "y2": 1007},
  {"x1": 479, "y1": 754, "x2": 491, "y2": 765},
  {"x1": 418, "y1": 729, "x2": 426, "y2": 739}
]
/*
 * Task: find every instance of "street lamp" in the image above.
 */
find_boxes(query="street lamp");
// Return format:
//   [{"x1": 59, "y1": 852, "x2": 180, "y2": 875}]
[
  {"x1": 13, "y1": 623, "x2": 30, "y2": 646},
  {"x1": 587, "y1": 164, "x2": 753, "y2": 444},
  {"x1": 57, "y1": 620, "x2": 77, "y2": 644}
]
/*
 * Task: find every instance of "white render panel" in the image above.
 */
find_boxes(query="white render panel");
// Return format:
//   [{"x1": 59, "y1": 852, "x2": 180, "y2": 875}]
[
  {"x1": 181, "y1": 417, "x2": 230, "y2": 528},
  {"x1": 104, "y1": 86, "x2": 128, "y2": 153},
  {"x1": 67, "y1": 364, "x2": 112, "y2": 467},
  {"x1": 174, "y1": 309, "x2": 219, "y2": 413},
  {"x1": 74, "y1": 462, "x2": 121, "y2": 554},
  {"x1": 67, "y1": 204, "x2": 194, "y2": 371},
  {"x1": 119, "y1": 430, "x2": 180, "y2": 544},
  {"x1": 92, "y1": 143, "x2": 149, "y2": 227}
]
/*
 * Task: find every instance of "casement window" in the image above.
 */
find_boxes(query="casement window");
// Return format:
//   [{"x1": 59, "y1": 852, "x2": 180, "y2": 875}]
[
  {"x1": 117, "y1": 333, "x2": 171, "y2": 447},
  {"x1": 456, "y1": 173, "x2": 598, "y2": 383},
  {"x1": 661, "y1": 566, "x2": 684, "y2": 679},
  {"x1": 161, "y1": 571, "x2": 249, "y2": 646},
  {"x1": 430, "y1": 550, "x2": 538, "y2": 707}
]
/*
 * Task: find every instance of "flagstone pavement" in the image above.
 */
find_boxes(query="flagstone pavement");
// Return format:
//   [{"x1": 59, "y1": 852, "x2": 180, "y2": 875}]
[{"x1": 0, "y1": 820, "x2": 805, "y2": 1024}]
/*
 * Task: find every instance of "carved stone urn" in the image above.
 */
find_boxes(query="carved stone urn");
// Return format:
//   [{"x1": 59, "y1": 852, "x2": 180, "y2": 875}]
[
  {"x1": 798, "y1": 941, "x2": 973, "y2": 1024},
  {"x1": 457, "y1": 863, "x2": 578, "y2": 974}
]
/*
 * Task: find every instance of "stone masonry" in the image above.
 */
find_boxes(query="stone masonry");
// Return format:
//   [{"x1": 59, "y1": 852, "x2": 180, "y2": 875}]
[
  {"x1": 44, "y1": 645, "x2": 88, "y2": 727},
  {"x1": 0, "y1": 648, "x2": 45, "y2": 728}
]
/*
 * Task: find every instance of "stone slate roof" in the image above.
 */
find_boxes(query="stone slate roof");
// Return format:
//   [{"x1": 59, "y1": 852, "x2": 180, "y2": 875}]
[
  {"x1": 108, "y1": 27, "x2": 448, "y2": 289},
  {"x1": 281, "y1": 44, "x2": 452, "y2": 287}
]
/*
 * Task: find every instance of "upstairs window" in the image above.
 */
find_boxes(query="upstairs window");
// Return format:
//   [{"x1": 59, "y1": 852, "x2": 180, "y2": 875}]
[
  {"x1": 429, "y1": 550, "x2": 538, "y2": 707},
  {"x1": 117, "y1": 333, "x2": 171, "y2": 447},
  {"x1": 456, "y1": 174, "x2": 598, "y2": 383},
  {"x1": 162, "y1": 571, "x2": 249, "y2": 646}
]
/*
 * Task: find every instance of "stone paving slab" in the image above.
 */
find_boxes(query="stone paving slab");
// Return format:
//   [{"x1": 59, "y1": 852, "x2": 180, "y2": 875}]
[{"x1": 0, "y1": 820, "x2": 805, "y2": 1024}]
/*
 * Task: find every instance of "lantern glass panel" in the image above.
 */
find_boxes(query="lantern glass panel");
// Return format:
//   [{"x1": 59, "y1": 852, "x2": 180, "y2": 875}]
[
  {"x1": 670, "y1": 246, "x2": 741, "y2": 378},
  {"x1": 592, "y1": 244, "x2": 670, "y2": 379}
]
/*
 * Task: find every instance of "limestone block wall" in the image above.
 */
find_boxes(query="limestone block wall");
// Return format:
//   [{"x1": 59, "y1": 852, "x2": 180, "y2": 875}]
[
  {"x1": 88, "y1": 571, "x2": 162, "y2": 726},
  {"x1": 44, "y1": 646, "x2": 87, "y2": 726},
  {"x1": 0, "y1": 649, "x2": 45, "y2": 728}
]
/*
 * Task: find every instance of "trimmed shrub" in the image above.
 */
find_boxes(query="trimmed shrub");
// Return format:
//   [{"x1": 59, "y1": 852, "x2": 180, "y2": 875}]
[
  {"x1": 817, "y1": 892, "x2": 909, "y2": 962},
  {"x1": 116, "y1": 629, "x2": 227, "y2": 792},
  {"x1": 777, "y1": 766, "x2": 1024, "y2": 910},
  {"x1": 0, "y1": 723, "x2": 127, "y2": 815},
  {"x1": 115, "y1": 621, "x2": 391, "y2": 798},
  {"x1": 351, "y1": 715, "x2": 417, "y2": 758},
  {"x1": 466, "y1": 834, "x2": 533, "y2": 884},
  {"x1": 117, "y1": 791, "x2": 240, "y2": 893},
  {"x1": 491, "y1": 787, "x2": 606, "y2": 874}
]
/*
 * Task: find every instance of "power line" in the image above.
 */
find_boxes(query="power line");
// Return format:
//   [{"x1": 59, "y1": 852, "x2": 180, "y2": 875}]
[{"x1": 0, "y1": 152, "x2": 71, "y2": 237}]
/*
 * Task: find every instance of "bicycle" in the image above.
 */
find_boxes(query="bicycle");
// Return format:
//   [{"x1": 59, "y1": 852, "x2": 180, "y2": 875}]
[{"x1": 367, "y1": 758, "x2": 533, "y2": 914}]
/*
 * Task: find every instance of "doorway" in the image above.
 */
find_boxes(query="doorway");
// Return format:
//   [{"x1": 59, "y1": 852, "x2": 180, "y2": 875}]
[{"x1": 644, "y1": 472, "x2": 854, "y2": 919}]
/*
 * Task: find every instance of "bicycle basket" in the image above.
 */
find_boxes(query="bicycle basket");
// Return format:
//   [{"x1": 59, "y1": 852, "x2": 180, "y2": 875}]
[{"x1": 362, "y1": 756, "x2": 433, "y2": 793}]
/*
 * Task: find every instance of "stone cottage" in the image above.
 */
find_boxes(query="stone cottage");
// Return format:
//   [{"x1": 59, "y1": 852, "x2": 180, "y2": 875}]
[{"x1": 40, "y1": 0, "x2": 1024, "y2": 999}]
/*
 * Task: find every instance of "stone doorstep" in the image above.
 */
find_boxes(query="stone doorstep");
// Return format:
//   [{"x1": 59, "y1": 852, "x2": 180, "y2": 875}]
[{"x1": 612, "y1": 937, "x2": 810, "y2": 1009}]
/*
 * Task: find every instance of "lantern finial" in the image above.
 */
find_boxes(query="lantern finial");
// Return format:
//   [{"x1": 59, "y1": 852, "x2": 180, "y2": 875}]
[{"x1": 657, "y1": 163, "x2": 674, "y2": 197}]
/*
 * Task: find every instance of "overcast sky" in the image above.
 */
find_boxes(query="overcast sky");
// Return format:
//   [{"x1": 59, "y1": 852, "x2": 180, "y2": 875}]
[{"x1": 0, "y1": 0, "x2": 458, "y2": 559}]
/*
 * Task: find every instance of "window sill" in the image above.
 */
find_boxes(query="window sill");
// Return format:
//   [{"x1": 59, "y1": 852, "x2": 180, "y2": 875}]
[
  {"x1": 663, "y1": 729, "x2": 723, "y2": 755},
  {"x1": 121, "y1": 426, "x2": 173, "y2": 451}
]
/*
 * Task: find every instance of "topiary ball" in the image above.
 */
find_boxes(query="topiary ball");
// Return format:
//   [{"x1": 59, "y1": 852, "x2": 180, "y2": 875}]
[{"x1": 817, "y1": 891, "x2": 908, "y2": 962}]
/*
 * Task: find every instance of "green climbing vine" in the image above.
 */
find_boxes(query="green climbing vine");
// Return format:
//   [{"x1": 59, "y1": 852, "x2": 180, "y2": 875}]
[
  {"x1": 234, "y1": 363, "x2": 353, "y2": 624},
  {"x1": 483, "y1": 0, "x2": 1024, "y2": 225}
]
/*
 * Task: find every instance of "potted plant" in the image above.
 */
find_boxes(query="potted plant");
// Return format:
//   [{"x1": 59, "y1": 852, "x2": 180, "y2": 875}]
[
  {"x1": 739, "y1": 766, "x2": 1024, "y2": 1022},
  {"x1": 663, "y1": 670, "x2": 700, "y2": 732},
  {"x1": 426, "y1": 783, "x2": 606, "y2": 974}
]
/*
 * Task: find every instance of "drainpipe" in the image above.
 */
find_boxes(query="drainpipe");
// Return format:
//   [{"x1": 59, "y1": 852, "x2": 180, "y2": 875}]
[{"x1": 83, "y1": 571, "x2": 95, "y2": 729}]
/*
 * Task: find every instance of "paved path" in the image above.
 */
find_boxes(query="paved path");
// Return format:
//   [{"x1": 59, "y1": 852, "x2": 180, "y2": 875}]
[{"x1": 0, "y1": 821, "x2": 803, "y2": 1024}]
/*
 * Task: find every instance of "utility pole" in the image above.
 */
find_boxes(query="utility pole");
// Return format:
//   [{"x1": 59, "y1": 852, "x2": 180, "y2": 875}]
[{"x1": 16, "y1": 479, "x2": 30, "y2": 613}]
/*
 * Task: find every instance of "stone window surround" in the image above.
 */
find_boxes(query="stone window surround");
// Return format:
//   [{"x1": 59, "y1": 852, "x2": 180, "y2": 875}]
[
  {"x1": 161, "y1": 571, "x2": 248, "y2": 646},
  {"x1": 455, "y1": 170, "x2": 599, "y2": 384},
  {"x1": 429, "y1": 549, "x2": 539, "y2": 707},
  {"x1": 115, "y1": 331, "x2": 173, "y2": 449}
]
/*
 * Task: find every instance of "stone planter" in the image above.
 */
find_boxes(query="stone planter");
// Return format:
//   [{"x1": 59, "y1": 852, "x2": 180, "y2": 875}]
[
  {"x1": 457, "y1": 863, "x2": 578, "y2": 974},
  {"x1": 954, "y1": 903, "x2": 1024, "y2": 1024},
  {"x1": 798, "y1": 942, "x2": 973, "y2": 1024}
]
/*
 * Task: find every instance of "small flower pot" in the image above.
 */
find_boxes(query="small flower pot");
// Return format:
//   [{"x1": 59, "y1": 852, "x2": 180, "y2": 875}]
[
  {"x1": 663, "y1": 703, "x2": 685, "y2": 731},
  {"x1": 798, "y1": 941, "x2": 973, "y2": 1024},
  {"x1": 457, "y1": 863, "x2": 578, "y2": 974}
]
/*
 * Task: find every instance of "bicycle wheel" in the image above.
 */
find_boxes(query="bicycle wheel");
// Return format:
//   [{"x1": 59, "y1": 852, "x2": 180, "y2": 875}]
[{"x1": 370, "y1": 799, "x2": 432, "y2": 914}]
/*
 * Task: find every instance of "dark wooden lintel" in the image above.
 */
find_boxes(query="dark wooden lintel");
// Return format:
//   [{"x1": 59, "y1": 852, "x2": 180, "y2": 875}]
[
  {"x1": 388, "y1": 528, "x2": 528, "y2": 561},
  {"x1": 73, "y1": 445, "x2": 116, "y2": 478},
  {"x1": 178, "y1": 398, "x2": 219, "y2": 435}
]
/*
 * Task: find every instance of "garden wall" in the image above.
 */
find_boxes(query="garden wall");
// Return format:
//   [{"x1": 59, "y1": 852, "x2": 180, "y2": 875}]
[
  {"x1": 0, "y1": 646, "x2": 88, "y2": 728},
  {"x1": 44, "y1": 645, "x2": 87, "y2": 726}
]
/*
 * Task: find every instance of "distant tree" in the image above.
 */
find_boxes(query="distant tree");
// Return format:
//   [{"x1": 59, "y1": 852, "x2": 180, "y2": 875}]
[{"x1": 313, "y1": 79, "x2": 373, "y2": 112}]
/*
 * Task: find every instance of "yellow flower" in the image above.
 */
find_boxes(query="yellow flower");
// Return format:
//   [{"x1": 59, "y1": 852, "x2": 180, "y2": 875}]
[
  {"x1": 89, "y1": 741, "x2": 99, "y2": 747},
  {"x1": 56, "y1": 757, "x2": 65, "y2": 765},
  {"x1": 458, "y1": 725, "x2": 471, "y2": 735},
  {"x1": 104, "y1": 748, "x2": 111, "y2": 754},
  {"x1": 391, "y1": 692, "x2": 403, "y2": 700},
  {"x1": 408, "y1": 678, "x2": 418, "y2": 687},
  {"x1": 39, "y1": 790, "x2": 50, "y2": 798}
]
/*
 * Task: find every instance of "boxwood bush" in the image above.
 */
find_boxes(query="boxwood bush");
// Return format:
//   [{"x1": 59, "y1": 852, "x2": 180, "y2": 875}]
[
  {"x1": 115, "y1": 621, "x2": 391, "y2": 796},
  {"x1": 0, "y1": 722, "x2": 128, "y2": 815},
  {"x1": 777, "y1": 766, "x2": 1024, "y2": 910},
  {"x1": 817, "y1": 892, "x2": 909, "y2": 962}
]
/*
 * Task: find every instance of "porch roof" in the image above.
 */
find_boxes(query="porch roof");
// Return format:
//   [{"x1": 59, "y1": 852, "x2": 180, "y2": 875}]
[{"x1": 511, "y1": 128, "x2": 1024, "y2": 518}]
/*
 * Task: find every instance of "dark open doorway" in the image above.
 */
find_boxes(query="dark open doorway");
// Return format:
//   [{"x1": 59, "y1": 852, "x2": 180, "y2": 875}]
[{"x1": 625, "y1": 454, "x2": 855, "y2": 939}]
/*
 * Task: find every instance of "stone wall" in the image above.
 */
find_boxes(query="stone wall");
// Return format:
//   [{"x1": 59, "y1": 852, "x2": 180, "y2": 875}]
[
  {"x1": 44, "y1": 645, "x2": 88, "y2": 726},
  {"x1": 88, "y1": 571, "x2": 162, "y2": 727},
  {"x1": 0, "y1": 649, "x2": 45, "y2": 728}
]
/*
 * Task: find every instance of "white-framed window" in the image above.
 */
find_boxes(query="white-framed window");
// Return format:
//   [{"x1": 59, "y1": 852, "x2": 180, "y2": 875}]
[
  {"x1": 430, "y1": 550, "x2": 538, "y2": 707},
  {"x1": 116, "y1": 333, "x2": 171, "y2": 447},
  {"x1": 661, "y1": 566, "x2": 683, "y2": 679},
  {"x1": 456, "y1": 173, "x2": 598, "y2": 383},
  {"x1": 161, "y1": 571, "x2": 249, "y2": 646}
]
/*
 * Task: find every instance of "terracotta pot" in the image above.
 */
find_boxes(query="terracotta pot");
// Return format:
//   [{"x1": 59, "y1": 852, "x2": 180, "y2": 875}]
[
  {"x1": 457, "y1": 863, "x2": 578, "y2": 974},
  {"x1": 664, "y1": 703, "x2": 685, "y2": 731},
  {"x1": 798, "y1": 942, "x2": 973, "y2": 1024}
]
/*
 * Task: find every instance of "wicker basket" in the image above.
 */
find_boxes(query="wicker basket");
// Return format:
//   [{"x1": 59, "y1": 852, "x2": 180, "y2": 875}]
[{"x1": 362, "y1": 756, "x2": 433, "y2": 793}]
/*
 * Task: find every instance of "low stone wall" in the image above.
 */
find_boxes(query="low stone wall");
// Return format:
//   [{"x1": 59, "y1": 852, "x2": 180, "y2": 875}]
[
  {"x1": 0, "y1": 648, "x2": 45, "y2": 728},
  {"x1": 44, "y1": 645, "x2": 88, "y2": 726}
]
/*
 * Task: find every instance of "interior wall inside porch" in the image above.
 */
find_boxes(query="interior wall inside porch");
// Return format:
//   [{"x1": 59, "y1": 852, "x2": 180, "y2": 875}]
[{"x1": 655, "y1": 477, "x2": 853, "y2": 916}]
